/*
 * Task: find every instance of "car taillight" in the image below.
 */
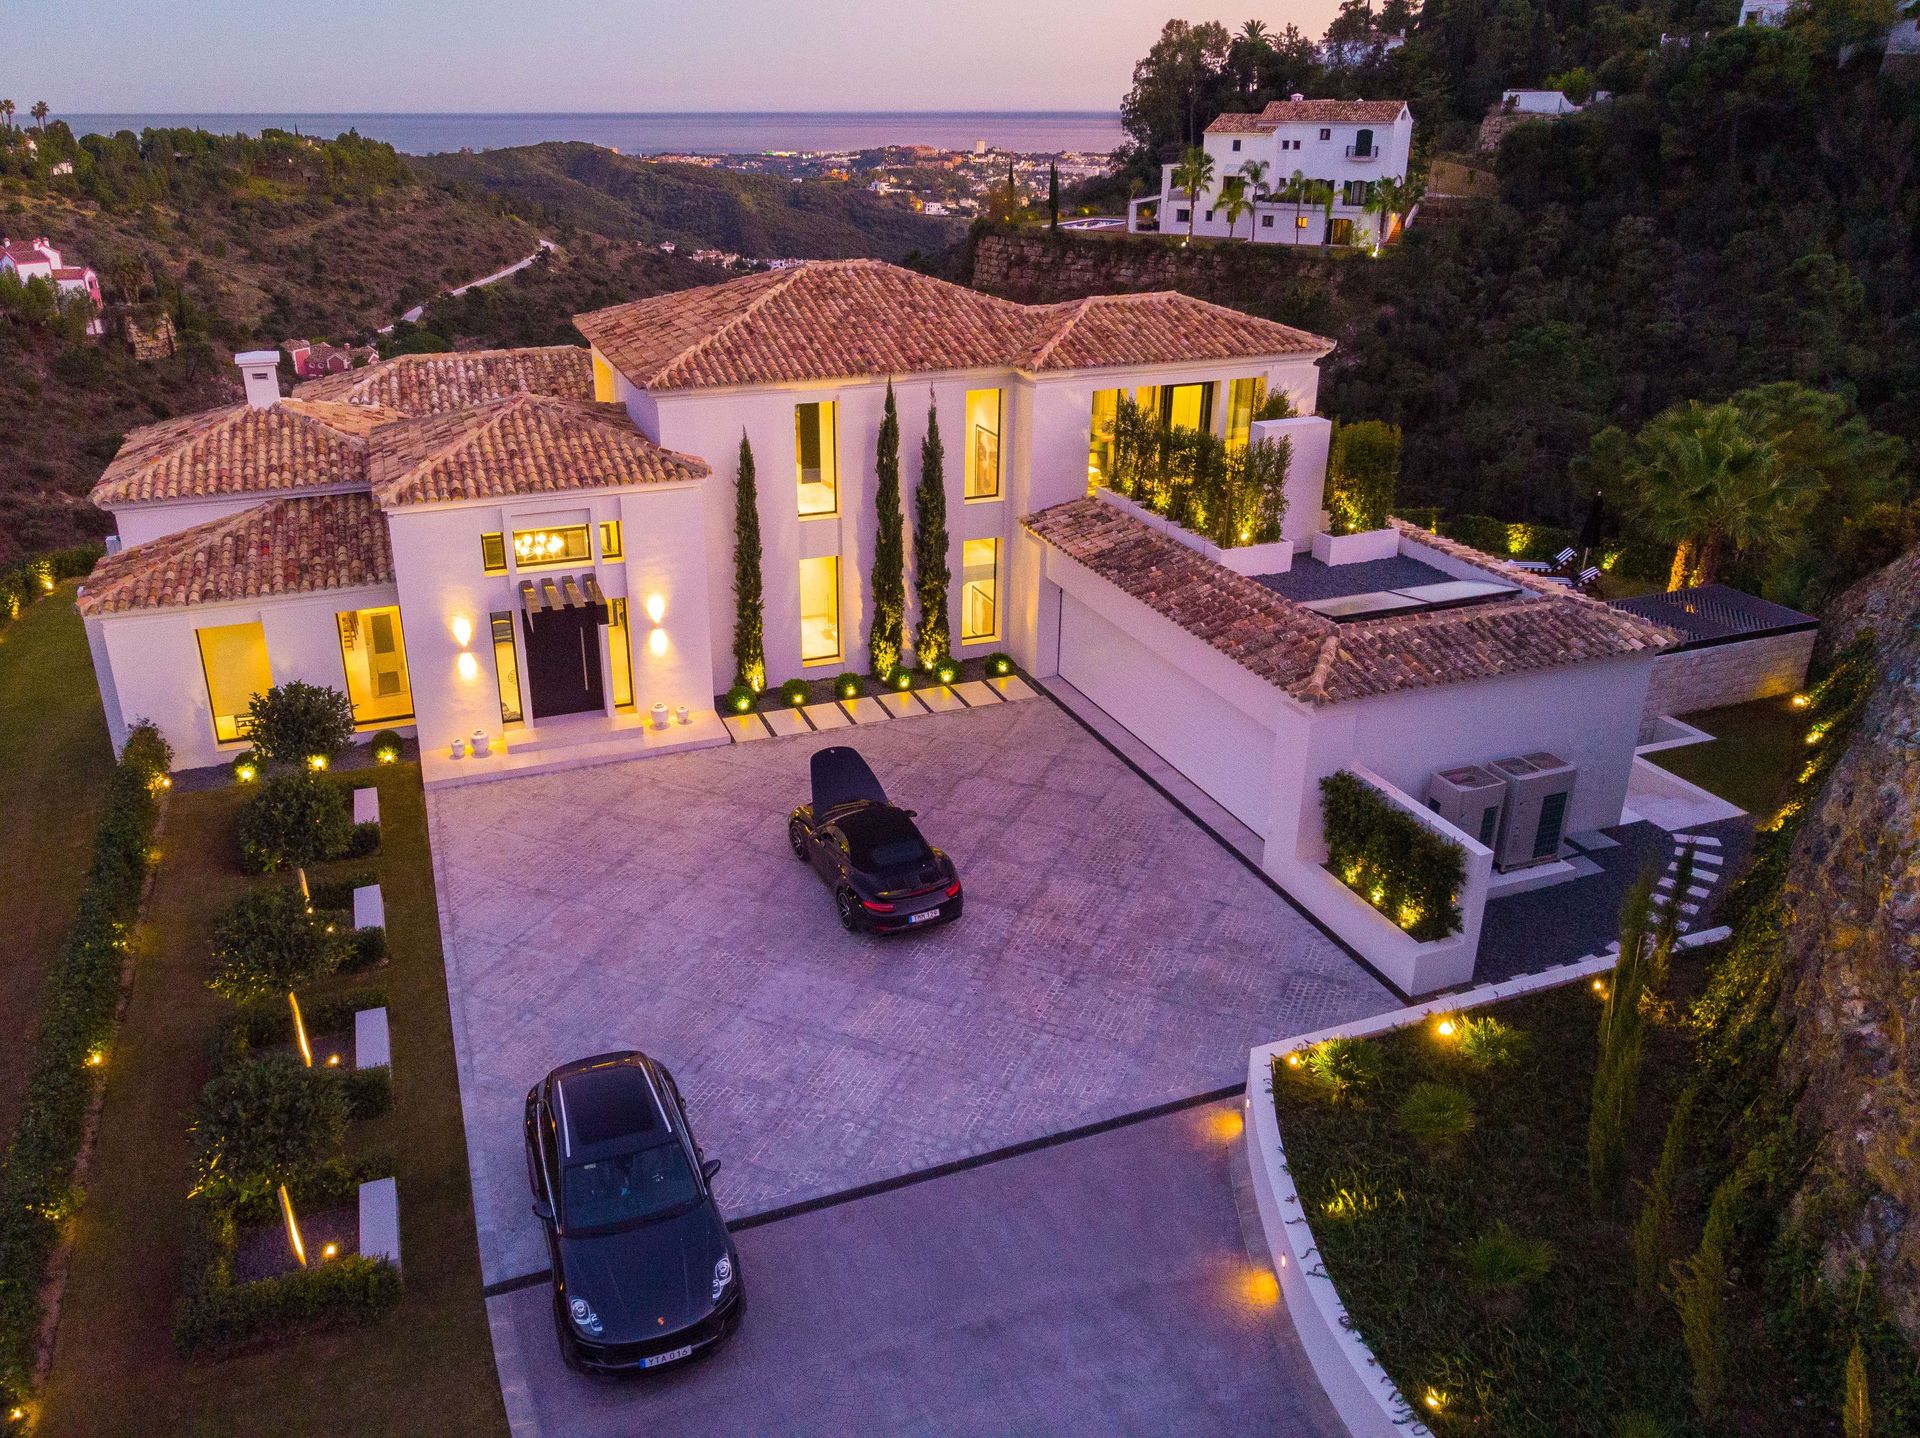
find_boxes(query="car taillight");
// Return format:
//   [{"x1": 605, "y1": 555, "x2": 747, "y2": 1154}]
[
  {"x1": 861, "y1": 898, "x2": 895, "y2": 913},
  {"x1": 945, "y1": 881, "x2": 962, "y2": 898}
]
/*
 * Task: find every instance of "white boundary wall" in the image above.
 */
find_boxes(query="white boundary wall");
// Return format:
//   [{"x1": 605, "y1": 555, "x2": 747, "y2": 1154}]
[{"x1": 1242, "y1": 925, "x2": 1730, "y2": 1437}]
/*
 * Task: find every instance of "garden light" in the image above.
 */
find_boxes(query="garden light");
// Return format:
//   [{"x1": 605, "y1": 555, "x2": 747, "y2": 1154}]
[
  {"x1": 236, "y1": 763, "x2": 257, "y2": 783},
  {"x1": 1591, "y1": 978, "x2": 1607, "y2": 997},
  {"x1": 307, "y1": 754, "x2": 328, "y2": 771},
  {"x1": 85, "y1": 1048, "x2": 104, "y2": 1068},
  {"x1": 733, "y1": 693, "x2": 751, "y2": 713},
  {"x1": 1424, "y1": 1389, "x2": 1450, "y2": 1414},
  {"x1": 8, "y1": 1406, "x2": 25, "y2": 1424},
  {"x1": 1434, "y1": 1017, "x2": 1455, "y2": 1039},
  {"x1": 895, "y1": 671, "x2": 911, "y2": 691},
  {"x1": 1790, "y1": 693, "x2": 1810, "y2": 709},
  {"x1": 322, "y1": 1242, "x2": 339, "y2": 1260},
  {"x1": 1285, "y1": 1052, "x2": 1301, "y2": 1067},
  {"x1": 936, "y1": 662, "x2": 958, "y2": 684}
]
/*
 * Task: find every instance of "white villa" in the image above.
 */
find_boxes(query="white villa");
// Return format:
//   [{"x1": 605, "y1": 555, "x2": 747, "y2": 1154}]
[
  {"x1": 1128, "y1": 98, "x2": 1416, "y2": 248},
  {"x1": 76, "y1": 258, "x2": 1677, "y2": 994}
]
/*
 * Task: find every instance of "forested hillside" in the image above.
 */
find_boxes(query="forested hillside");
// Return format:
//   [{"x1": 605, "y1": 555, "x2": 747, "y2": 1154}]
[{"x1": 417, "y1": 143, "x2": 961, "y2": 261}]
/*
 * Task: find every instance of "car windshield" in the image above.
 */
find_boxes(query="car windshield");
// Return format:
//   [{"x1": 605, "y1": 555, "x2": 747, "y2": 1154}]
[
  {"x1": 561, "y1": 1141, "x2": 699, "y2": 1230},
  {"x1": 841, "y1": 809, "x2": 930, "y2": 870}
]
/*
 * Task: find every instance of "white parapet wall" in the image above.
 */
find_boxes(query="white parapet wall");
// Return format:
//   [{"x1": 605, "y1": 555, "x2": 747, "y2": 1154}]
[
  {"x1": 1312, "y1": 527, "x2": 1401, "y2": 566},
  {"x1": 1242, "y1": 925, "x2": 1730, "y2": 1437},
  {"x1": 1093, "y1": 486, "x2": 1296, "y2": 576}
]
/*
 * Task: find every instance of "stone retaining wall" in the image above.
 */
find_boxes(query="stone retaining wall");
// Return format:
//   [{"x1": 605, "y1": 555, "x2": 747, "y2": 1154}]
[
  {"x1": 968, "y1": 228, "x2": 1345, "y2": 315},
  {"x1": 1638, "y1": 631, "x2": 1814, "y2": 738}
]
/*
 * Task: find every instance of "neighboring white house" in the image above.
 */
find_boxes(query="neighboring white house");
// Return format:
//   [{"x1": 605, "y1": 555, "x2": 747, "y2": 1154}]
[
  {"x1": 1738, "y1": 0, "x2": 1794, "y2": 25},
  {"x1": 1129, "y1": 98, "x2": 1415, "y2": 249},
  {"x1": 1317, "y1": 33, "x2": 1406, "y2": 67},
  {"x1": 1, "y1": 235, "x2": 105, "y2": 333}
]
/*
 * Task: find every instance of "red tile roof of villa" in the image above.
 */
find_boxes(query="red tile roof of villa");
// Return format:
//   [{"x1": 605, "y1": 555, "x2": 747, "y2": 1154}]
[
  {"x1": 76, "y1": 492, "x2": 393, "y2": 615},
  {"x1": 574, "y1": 259, "x2": 1331, "y2": 391},
  {"x1": 1023, "y1": 498, "x2": 1674, "y2": 705},
  {"x1": 369, "y1": 392, "x2": 710, "y2": 507},
  {"x1": 90, "y1": 399, "x2": 405, "y2": 509},
  {"x1": 1206, "y1": 99, "x2": 1409, "y2": 133},
  {"x1": 292, "y1": 345, "x2": 595, "y2": 411}
]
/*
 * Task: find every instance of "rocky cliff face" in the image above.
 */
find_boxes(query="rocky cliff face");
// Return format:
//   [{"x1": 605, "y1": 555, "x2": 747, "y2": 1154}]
[{"x1": 1776, "y1": 544, "x2": 1920, "y2": 1340}]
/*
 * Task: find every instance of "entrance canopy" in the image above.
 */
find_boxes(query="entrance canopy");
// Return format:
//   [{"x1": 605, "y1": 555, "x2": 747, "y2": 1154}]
[{"x1": 518, "y1": 572, "x2": 608, "y2": 640}]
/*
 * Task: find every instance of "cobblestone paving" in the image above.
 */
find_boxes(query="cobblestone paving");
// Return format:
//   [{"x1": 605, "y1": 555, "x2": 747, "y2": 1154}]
[{"x1": 430, "y1": 698, "x2": 1393, "y2": 1284}]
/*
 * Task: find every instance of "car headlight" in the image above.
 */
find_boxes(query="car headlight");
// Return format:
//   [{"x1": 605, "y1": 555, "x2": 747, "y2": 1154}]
[
  {"x1": 711, "y1": 1254, "x2": 735, "y2": 1302},
  {"x1": 568, "y1": 1294, "x2": 603, "y2": 1336}
]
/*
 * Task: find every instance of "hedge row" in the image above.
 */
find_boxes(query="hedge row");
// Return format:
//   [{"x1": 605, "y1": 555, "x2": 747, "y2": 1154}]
[
  {"x1": 0, "y1": 723, "x2": 171, "y2": 1416},
  {"x1": 1320, "y1": 769, "x2": 1465, "y2": 943},
  {"x1": 0, "y1": 544, "x2": 102, "y2": 625}
]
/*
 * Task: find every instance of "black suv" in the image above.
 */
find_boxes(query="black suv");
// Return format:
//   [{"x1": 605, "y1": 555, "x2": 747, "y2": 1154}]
[{"x1": 524, "y1": 1051, "x2": 743, "y2": 1373}]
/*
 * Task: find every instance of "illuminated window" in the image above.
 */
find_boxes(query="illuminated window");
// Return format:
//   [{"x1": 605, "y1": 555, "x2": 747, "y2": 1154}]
[
  {"x1": 607, "y1": 598, "x2": 634, "y2": 710},
  {"x1": 490, "y1": 613, "x2": 523, "y2": 724},
  {"x1": 799, "y1": 555, "x2": 841, "y2": 664},
  {"x1": 795, "y1": 401, "x2": 838, "y2": 516},
  {"x1": 1163, "y1": 383, "x2": 1213, "y2": 433},
  {"x1": 960, "y1": 540, "x2": 999, "y2": 644},
  {"x1": 1088, "y1": 389, "x2": 1119, "y2": 489},
  {"x1": 1296, "y1": 216, "x2": 1310, "y2": 230},
  {"x1": 196, "y1": 621, "x2": 271, "y2": 743},
  {"x1": 1329, "y1": 218, "x2": 1355, "y2": 246},
  {"x1": 512, "y1": 524, "x2": 590, "y2": 568},
  {"x1": 335, "y1": 605, "x2": 413, "y2": 725},
  {"x1": 599, "y1": 520, "x2": 623, "y2": 559},
  {"x1": 1225, "y1": 377, "x2": 1266, "y2": 450},
  {"x1": 481, "y1": 532, "x2": 507, "y2": 573},
  {"x1": 965, "y1": 389, "x2": 1002, "y2": 500}
]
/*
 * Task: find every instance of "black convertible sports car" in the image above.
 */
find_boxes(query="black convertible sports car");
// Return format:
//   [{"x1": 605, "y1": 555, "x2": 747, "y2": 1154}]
[
  {"x1": 788, "y1": 746, "x2": 962, "y2": 932},
  {"x1": 524, "y1": 1051, "x2": 743, "y2": 1374}
]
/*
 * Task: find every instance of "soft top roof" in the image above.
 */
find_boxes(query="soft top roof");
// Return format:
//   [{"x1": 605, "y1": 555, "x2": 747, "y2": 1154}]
[{"x1": 811, "y1": 745, "x2": 888, "y2": 814}]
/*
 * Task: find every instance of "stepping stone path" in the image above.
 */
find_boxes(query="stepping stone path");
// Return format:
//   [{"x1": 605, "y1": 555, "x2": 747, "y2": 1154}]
[
  {"x1": 1653, "y1": 832, "x2": 1725, "y2": 930},
  {"x1": 355, "y1": 1006, "x2": 392, "y2": 1069},
  {"x1": 352, "y1": 883, "x2": 385, "y2": 932}
]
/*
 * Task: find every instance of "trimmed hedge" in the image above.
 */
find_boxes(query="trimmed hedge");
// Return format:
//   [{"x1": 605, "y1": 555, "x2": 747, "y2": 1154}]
[
  {"x1": 1106, "y1": 396, "x2": 1292, "y2": 547},
  {"x1": 0, "y1": 722, "x2": 171, "y2": 1416},
  {"x1": 237, "y1": 772, "x2": 352, "y2": 873},
  {"x1": 0, "y1": 544, "x2": 102, "y2": 625},
  {"x1": 1320, "y1": 770, "x2": 1465, "y2": 942},
  {"x1": 1327, "y1": 419, "x2": 1401, "y2": 535}
]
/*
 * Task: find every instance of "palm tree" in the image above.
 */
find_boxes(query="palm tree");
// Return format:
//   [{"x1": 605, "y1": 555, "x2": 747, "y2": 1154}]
[
  {"x1": 31, "y1": 101, "x2": 49, "y2": 130},
  {"x1": 1239, "y1": 18, "x2": 1271, "y2": 46},
  {"x1": 1367, "y1": 174, "x2": 1423, "y2": 252},
  {"x1": 0, "y1": 100, "x2": 15, "y2": 131},
  {"x1": 1284, "y1": 169, "x2": 1308, "y2": 245},
  {"x1": 1171, "y1": 146, "x2": 1215, "y2": 245},
  {"x1": 1302, "y1": 179, "x2": 1337, "y2": 245},
  {"x1": 1237, "y1": 159, "x2": 1272, "y2": 239},
  {"x1": 1220, "y1": 179, "x2": 1253, "y2": 241},
  {"x1": 1623, "y1": 401, "x2": 1814, "y2": 588}
]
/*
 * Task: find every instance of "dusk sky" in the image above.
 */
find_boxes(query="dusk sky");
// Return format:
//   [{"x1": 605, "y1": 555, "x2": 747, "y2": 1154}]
[{"x1": 2, "y1": 1, "x2": 1344, "y2": 114}]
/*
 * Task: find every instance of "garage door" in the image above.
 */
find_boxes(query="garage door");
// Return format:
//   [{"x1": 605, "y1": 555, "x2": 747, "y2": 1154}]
[{"x1": 1058, "y1": 596, "x2": 1276, "y2": 835}]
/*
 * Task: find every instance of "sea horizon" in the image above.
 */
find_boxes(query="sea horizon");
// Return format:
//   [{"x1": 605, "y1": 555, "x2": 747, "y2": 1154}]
[{"x1": 58, "y1": 110, "x2": 1126, "y2": 157}]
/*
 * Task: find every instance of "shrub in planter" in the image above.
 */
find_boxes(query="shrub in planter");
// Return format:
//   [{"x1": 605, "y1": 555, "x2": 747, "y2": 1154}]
[
  {"x1": 190, "y1": 1055, "x2": 349, "y2": 1203},
  {"x1": 930, "y1": 657, "x2": 960, "y2": 686},
  {"x1": 1326, "y1": 419, "x2": 1401, "y2": 535},
  {"x1": 722, "y1": 683, "x2": 755, "y2": 715},
  {"x1": 834, "y1": 673, "x2": 862, "y2": 701},
  {"x1": 1397, "y1": 1080, "x2": 1475, "y2": 1148},
  {"x1": 175, "y1": 1253, "x2": 400, "y2": 1355},
  {"x1": 368, "y1": 729, "x2": 404, "y2": 764},
  {"x1": 883, "y1": 662, "x2": 915, "y2": 692},
  {"x1": 237, "y1": 771, "x2": 352, "y2": 873},
  {"x1": 242, "y1": 680, "x2": 355, "y2": 767},
  {"x1": 1319, "y1": 771, "x2": 1465, "y2": 942},
  {"x1": 345, "y1": 819, "x2": 381, "y2": 859},
  {"x1": 983, "y1": 651, "x2": 1015, "y2": 678},
  {"x1": 208, "y1": 886, "x2": 346, "y2": 1002},
  {"x1": 778, "y1": 678, "x2": 811, "y2": 708}
]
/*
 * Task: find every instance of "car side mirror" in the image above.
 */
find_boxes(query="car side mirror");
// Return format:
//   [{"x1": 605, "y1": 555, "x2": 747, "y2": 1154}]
[
  {"x1": 701, "y1": 1159, "x2": 722, "y2": 1182},
  {"x1": 531, "y1": 1199, "x2": 554, "y2": 1223}
]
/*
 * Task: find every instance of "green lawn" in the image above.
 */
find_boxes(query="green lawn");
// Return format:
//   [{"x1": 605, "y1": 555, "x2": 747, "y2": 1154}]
[
  {"x1": 1647, "y1": 694, "x2": 1808, "y2": 817},
  {"x1": 39, "y1": 765, "x2": 507, "y2": 1437},
  {"x1": 0, "y1": 584, "x2": 113, "y2": 1138}
]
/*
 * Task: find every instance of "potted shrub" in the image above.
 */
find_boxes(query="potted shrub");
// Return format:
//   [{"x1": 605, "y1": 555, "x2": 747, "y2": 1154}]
[
  {"x1": 237, "y1": 772, "x2": 353, "y2": 873},
  {"x1": 779, "y1": 678, "x2": 810, "y2": 708},
  {"x1": 208, "y1": 886, "x2": 348, "y2": 1003},
  {"x1": 722, "y1": 684, "x2": 755, "y2": 715}
]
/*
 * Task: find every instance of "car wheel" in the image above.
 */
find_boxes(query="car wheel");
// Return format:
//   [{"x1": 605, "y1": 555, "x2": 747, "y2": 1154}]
[
  {"x1": 835, "y1": 887, "x2": 861, "y2": 932},
  {"x1": 788, "y1": 820, "x2": 809, "y2": 859}
]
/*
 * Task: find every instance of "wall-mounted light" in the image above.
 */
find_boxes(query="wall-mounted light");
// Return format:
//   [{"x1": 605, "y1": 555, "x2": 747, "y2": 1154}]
[
  {"x1": 648, "y1": 628, "x2": 669, "y2": 657},
  {"x1": 451, "y1": 615, "x2": 473, "y2": 648},
  {"x1": 644, "y1": 593, "x2": 667, "y2": 625},
  {"x1": 457, "y1": 651, "x2": 480, "y2": 681}
]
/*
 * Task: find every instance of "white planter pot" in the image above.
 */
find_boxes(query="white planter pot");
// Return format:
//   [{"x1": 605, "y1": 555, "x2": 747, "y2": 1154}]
[
  {"x1": 650, "y1": 703, "x2": 670, "y2": 731},
  {"x1": 1312, "y1": 527, "x2": 1401, "y2": 566},
  {"x1": 469, "y1": 728, "x2": 491, "y2": 757},
  {"x1": 675, "y1": 705, "x2": 691, "y2": 726},
  {"x1": 449, "y1": 738, "x2": 466, "y2": 760}
]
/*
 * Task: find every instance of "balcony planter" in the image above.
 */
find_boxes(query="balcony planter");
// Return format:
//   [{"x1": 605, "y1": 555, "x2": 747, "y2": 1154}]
[
  {"x1": 1094, "y1": 487, "x2": 1294, "y2": 575},
  {"x1": 1312, "y1": 527, "x2": 1401, "y2": 566}
]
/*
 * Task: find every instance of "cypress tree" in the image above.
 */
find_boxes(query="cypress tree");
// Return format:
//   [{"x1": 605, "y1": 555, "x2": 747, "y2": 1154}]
[
  {"x1": 731, "y1": 432, "x2": 766, "y2": 691},
  {"x1": 1589, "y1": 871, "x2": 1653, "y2": 1214},
  {"x1": 913, "y1": 396, "x2": 952, "y2": 667},
  {"x1": 868, "y1": 381, "x2": 905, "y2": 677},
  {"x1": 1048, "y1": 162, "x2": 1060, "y2": 230}
]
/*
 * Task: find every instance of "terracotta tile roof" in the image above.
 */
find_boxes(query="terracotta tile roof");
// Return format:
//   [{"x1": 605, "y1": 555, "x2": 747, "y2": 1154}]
[
  {"x1": 1024, "y1": 498, "x2": 1674, "y2": 706},
  {"x1": 370, "y1": 392, "x2": 710, "y2": 507},
  {"x1": 90, "y1": 399, "x2": 405, "y2": 509},
  {"x1": 1021, "y1": 292, "x2": 1328, "y2": 371},
  {"x1": 292, "y1": 345, "x2": 594, "y2": 411},
  {"x1": 1206, "y1": 99, "x2": 1410, "y2": 133},
  {"x1": 76, "y1": 493, "x2": 393, "y2": 616},
  {"x1": 575, "y1": 259, "x2": 1332, "y2": 392}
]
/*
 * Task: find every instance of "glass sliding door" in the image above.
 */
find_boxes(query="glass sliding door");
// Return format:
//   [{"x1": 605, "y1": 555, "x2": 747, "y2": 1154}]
[
  {"x1": 1225, "y1": 376, "x2": 1266, "y2": 450},
  {"x1": 336, "y1": 605, "x2": 414, "y2": 725},
  {"x1": 959, "y1": 539, "x2": 999, "y2": 644},
  {"x1": 490, "y1": 613, "x2": 523, "y2": 724},
  {"x1": 1088, "y1": 389, "x2": 1119, "y2": 490},
  {"x1": 799, "y1": 555, "x2": 842, "y2": 664}
]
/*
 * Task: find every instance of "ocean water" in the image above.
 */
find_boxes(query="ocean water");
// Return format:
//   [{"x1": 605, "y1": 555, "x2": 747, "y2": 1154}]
[{"x1": 60, "y1": 111, "x2": 1124, "y2": 157}]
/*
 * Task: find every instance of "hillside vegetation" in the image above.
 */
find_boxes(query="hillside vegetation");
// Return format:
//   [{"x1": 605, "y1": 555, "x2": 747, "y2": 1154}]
[{"x1": 417, "y1": 142, "x2": 961, "y2": 260}]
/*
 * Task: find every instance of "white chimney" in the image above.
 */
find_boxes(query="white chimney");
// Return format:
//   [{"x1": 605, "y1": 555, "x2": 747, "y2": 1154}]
[
  {"x1": 1291, "y1": 92, "x2": 1305, "y2": 102},
  {"x1": 235, "y1": 350, "x2": 283, "y2": 409}
]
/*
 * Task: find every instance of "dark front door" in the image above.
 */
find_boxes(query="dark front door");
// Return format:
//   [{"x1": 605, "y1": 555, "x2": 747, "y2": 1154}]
[{"x1": 523, "y1": 607, "x2": 604, "y2": 719}]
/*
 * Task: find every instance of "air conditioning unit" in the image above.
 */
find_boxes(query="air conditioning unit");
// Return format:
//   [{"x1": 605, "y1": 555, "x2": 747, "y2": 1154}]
[
  {"x1": 1489, "y1": 751, "x2": 1578, "y2": 870},
  {"x1": 1425, "y1": 764, "x2": 1505, "y2": 849}
]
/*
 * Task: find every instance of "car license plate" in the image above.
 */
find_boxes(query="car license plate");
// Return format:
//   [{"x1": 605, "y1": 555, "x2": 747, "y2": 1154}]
[
  {"x1": 641, "y1": 1344, "x2": 694, "y2": 1369},
  {"x1": 908, "y1": 909, "x2": 939, "y2": 925}
]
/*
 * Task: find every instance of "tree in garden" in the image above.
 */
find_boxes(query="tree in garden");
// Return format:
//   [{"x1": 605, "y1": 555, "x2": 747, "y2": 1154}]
[
  {"x1": 1219, "y1": 178, "x2": 1252, "y2": 241},
  {"x1": 1047, "y1": 162, "x2": 1059, "y2": 229},
  {"x1": 913, "y1": 397, "x2": 952, "y2": 668},
  {"x1": 1673, "y1": 1171, "x2": 1745, "y2": 1421},
  {"x1": 731, "y1": 432, "x2": 766, "y2": 691},
  {"x1": 1307, "y1": 178, "x2": 1337, "y2": 244},
  {"x1": 1236, "y1": 158, "x2": 1272, "y2": 233},
  {"x1": 1284, "y1": 168, "x2": 1308, "y2": 238},
  {"x1": 30, "y1": 100, "x2": 48, "y2": 130},
  {"x1": 1588, "y1": 872, "x2": 1653, "y2": 1214},
  {"x1": 190, "y1": 1055, "x2": 348, "y2": 1203},
  {"x1": 243, "y1": 680, "x2": 354, "y2": 766},
  {"x1": 1367, "y1": 172, "x2": 1422, "y2": 250},
  {"x1": 1631, "y1": 1087, "x2": 1693, "y2": 1314},
  {"x1": 207, "y1": 885, "x2": 346, "y2": 1002},
  {"x1": 1171, "y1": 146, "x2": 1215, "y2": 243},
  {"x1": 1327, "y1": 420, "x2": 1402, "y2": 533},
  {"x1": 868, "y1": 381, "x2": 905, "y2": 676}
]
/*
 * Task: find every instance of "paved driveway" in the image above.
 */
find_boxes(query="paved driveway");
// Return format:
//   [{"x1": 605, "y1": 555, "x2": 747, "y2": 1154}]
[
  {"x1": 485, "y1": 1099, "x2": 1345, "y2": 1438},
  {"x1": 429, "y1": 694, "x2": 1391, "y2": 1286}
]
